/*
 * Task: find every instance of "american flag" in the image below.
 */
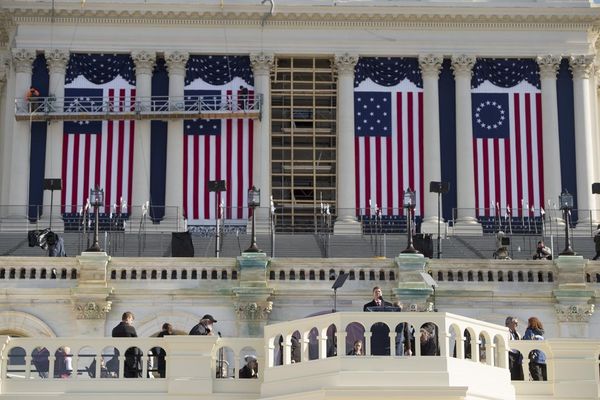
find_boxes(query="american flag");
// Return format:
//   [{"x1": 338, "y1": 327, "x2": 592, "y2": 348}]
[
  {"x1": 471, "y1": 59, "x2": 544, "y2": 217},
  {"x1": 61, "y1": 88, "x2": 135, "y2": 215},
  {"x1": 354, "y1": 57, "x2": 424, "y2": 216},
  {"x1": 183, "y1": 88, "x2": 254, "y2": 224},
  {"x1": 62, "y1": 54, "x2": 136, "y2": 215}
]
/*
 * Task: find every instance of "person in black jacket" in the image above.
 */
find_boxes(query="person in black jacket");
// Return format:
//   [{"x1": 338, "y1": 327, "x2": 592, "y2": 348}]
[
  {"x1": 363, "y1": 286, "x2": 392, "y2": 311},
  {"x1": 112, "y1": 311, "x2": 142, "y2": 378},
  {"x1": 239, "y1": 355, "x2": 258, "y2": 379},
  {"x1": 189, "y1": 314, "x2": 217, "y2": 335}
]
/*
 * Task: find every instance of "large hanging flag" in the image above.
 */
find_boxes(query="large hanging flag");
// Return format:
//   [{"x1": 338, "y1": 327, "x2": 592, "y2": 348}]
[
  {"x1": 61, "y1": 53, "x2": 136, "y2": 215},
  {"x1": 183, "y1": 55, "x2": 254, "y2": 224},
  {"x1": 354, "y1": 57, "x2": 424, "y2": 217},
  {"x1": 471, "y1": 58, "x2": 544, "y2": 218}
]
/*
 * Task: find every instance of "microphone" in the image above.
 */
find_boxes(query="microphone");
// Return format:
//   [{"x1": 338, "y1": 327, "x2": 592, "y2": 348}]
[
  {"x1": 218, "y1": 331, "x2": 222, "y2": 338},
  {"x1": 379, "y1": 296, "x2": 385, "y2": 308}
]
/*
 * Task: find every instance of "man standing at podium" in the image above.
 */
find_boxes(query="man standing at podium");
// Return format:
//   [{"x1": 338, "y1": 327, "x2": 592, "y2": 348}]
[{"x1": 363, "y1": 286, "x2": 392, "y2": 311}]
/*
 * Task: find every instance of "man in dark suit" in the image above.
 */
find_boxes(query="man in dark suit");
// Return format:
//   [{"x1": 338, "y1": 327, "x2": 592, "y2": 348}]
[
  {"x1": 112, "y1": 311, "x2": 142, "y2": 378},
  {"x1": 363, "y1": 286, "x2": 392, "y2": 311},
  {"x1": 363, "y1": 287, "x2": 394, "y2": 355}
]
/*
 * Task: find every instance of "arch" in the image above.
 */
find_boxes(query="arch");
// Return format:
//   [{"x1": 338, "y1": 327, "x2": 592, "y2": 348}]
[
  {"x1": 437, "y1": 271, "x2": 444, "y2": 281},
  {"x1": 457, "y1": 271, "x2": 464, "y2": 281},
  {"x1": 0, "y1": 311, "x2": 56, "y2": 337},
  {"x1": 497, "y1": 271, "x2": 503, "y2": 282},
  {"x1": 319, "y1": 270, "x2": 325, "y2": 280},
  {"x1": 493, "y1": 334, "x2": 506, "y2": 368},
  {"x1": 70, "y1": 268, "x2": 77, "y2": 279},
  {"x1": 479, "y1": 331, "x2": 492, "y2": 364},
  {"x1": 537, "y1": 271, "x2": 544, "y2": 282},
  {"x1": 231, "y1": 270, "x2": 238, "y2": 280},
  {"x1": 30, "y1": 269, "x2": 37, "y2": 279},
  {"x1": 547, "y1": 272, "x2": 554, "y2": 282},
  {"x1": 467, "y1": 271, "x2": 473, "y2": 281},
  {"x1": 463, "y1": 328, "x2": 475, "y2": 360},
  {"x1": 507, "y1": 271, "x2": 514, "y2": 282},
  {"x1": 110, "y1": 270, "x2": 116, "y2": 279},
  {"x1": 419, "y1": 322, "x2": 439, "y2": 356},
  {"x1": 449, "y1": 323, "x2": 462, "y2": 358},
  {"x1": 448, "y1": 271, "x2": 454, "y2": 281},
  {"x1": 239, "y1": 345, "x2": 259, "y2": 378},
  {"x1": 325, "y1": 324, "x2": 337, "y2": 357},
  {"x1": 379, "y1": 270, "x2": 385, "y2": 280},
  {"x1": 120, "y1": 270, "x2": 126, "y2": 280},
  {"x1": 272, "y1": 334, "x2": 284, "y2": 366},
  {"x1": 161, "y1": 270, "x2": 168, "y2": 279},
  {"x1": 389, "y1": 270, "x2": 395, "y2": 281},
  {"x1": 289, "y1": 270, "x2": 296, "y2": 280},
  {"x1": 308, "y1": 327, "x2": 319, "y2": 360},
  {"x1": 131, "y1": 270, "x2": 137, "y2": 280},
  {"x1": 77, "y1": 345, "x2": 97, "y2": 379},
  {"x1": 477, "y1": 271, "x2": 483, "y2": 281},
  {"x1": 211, "y1": 270, "x2": 218, "y2": 280},
  {"x1": 309, "y1": 270, "x2": 315, "y2": 280},
  {"x1": 395, "y1": 322, "x2": 412, "y2": 356},
  {"x1": 279, "y1": 270, "x2": 285, "y2": 280},
  {"x1": 181, "y1": 270, "x2": 188, "y2": 279},
  {"x1": 191, "y1": 269, "x2": 197, "y2": 279},
  {"x1": 100, "y1": 346, "x2": 119, "y2": 378},
  {"x1": 345, "y1": 322, "x2": 365, "y2": 356},
  {"x1": 359, "y1": 270, "x2": 365, "y2": 280},
  {"x1": 215, "y1": 346, "x2": 235, "y2": 378},
  {"x1": 6, "y1": 346, "x2": 26, "y2": 378},
  {"x1": 269, "y1": 270, "x2": 275, "y2": 280},
  {"x1": 299, "y1": 270, "x2": 305, "y2": 280},
  {"x1": 171, "y1": 270, "x2": 177, "y2": 279},
  {"x1": 369, "y1": 322, "x2": 390, "y2": 356},
  {"x1": 201, "y1": 269, "x2": 208, "y2": 279},
  {"x1": 368, "y1": 270, "x2": 375, "y2": 281},
  {"x1": 221, "y1": 270, "x2": 228, "y2": 280},
  {"x1": 329, "y1": 269, "x2": 336, "y2": 280}
]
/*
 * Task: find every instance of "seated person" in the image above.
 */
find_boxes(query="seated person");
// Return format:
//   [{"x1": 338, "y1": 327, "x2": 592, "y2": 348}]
[
  {"x1": 239, "y1": 355, "x2": 258, "y2": 379},
  {"x1": 347, "y1": 340, "x2": 363, "y2": 356},
  {"x1": 419, "y1": 323, "x2": 439, "y2": 356},
  {"x1": 533, "y1": 241, "x2": 552, "y2": 260}
]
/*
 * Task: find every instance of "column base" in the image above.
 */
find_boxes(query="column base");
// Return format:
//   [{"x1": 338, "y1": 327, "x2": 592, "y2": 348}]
[
  {"x1": 333, "y1": 217, "x2": 362, "y2": 235},
  {"x1": 420, "y1": 217, "x2": 447, "y2": 238},
  {"x1": 573, "y1": 220, "x2": 599, "y2": 237},
  {"x1": 0, "y1": 216, "x2": 33, "y2": 232},
  {"x1": 451, "y1": 217, "x2": 483, "y2": 236}
]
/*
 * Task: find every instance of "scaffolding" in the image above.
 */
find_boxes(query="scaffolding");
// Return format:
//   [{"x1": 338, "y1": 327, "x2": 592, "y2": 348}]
[{"x1": 14, "y1": 94, "x2": 262, "y2": 122}]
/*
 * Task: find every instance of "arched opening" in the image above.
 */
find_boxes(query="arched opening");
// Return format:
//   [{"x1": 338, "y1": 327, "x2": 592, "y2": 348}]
[
  {"x1": 369, "y1": 322, "x2": 390, "y2": 356},
  {"x1": 77, "y1": 346, "x2": 97, "y2": 379},
  {"x1": 419, "y1": 322, "x2": 439, "y2": 356}
]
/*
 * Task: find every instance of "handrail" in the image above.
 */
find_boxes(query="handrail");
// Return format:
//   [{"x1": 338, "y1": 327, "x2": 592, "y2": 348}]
[{"x1": 14, "y1": 94, "x2": 263, "y2": 122}]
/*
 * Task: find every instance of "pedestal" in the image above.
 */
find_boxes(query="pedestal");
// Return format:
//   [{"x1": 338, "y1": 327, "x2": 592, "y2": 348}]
[
  {"x1": 393, "y1": 253, "x2": 433, "y2": 312},
  {"x1": 234, "y1": 252, "x2": 273, "y2": 337}
]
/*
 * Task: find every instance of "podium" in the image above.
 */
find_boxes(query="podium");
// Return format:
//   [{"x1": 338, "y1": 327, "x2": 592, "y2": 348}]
[{"x1": 365, "y1": 305, "x2": 402, "y2": 312}]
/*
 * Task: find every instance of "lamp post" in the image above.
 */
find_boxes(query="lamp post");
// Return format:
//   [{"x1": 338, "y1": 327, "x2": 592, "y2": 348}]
[
  {"x1": 401, "y1": 188, "x2": 419, "y2": 254},
  {"x1": 86, "y1": 185, "x2": 104, "y2": 252},
  {"x1": 559, "y1": 189, "x2": 576, "y2": 256},
  {"x1": 245, "y1": 186, "x2": 261, "y2": 253}
]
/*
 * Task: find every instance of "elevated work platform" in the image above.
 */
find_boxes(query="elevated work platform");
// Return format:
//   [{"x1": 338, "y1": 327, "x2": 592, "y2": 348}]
[{"x1": 14, "y1": 94, "x2": 262, "y2": 122}]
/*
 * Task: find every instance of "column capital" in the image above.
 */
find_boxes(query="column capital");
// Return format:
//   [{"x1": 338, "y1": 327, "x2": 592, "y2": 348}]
[
  {"x1": 45, "y1": 49, "x2": 69, "y2": 75},
  {"x1": 334, "y1": 53, "x2": 358, "y2": 76},
  {"x1": 418, "y1": 54, "x2": 444, "y2": 77},
  {"x1": 451, "y1": 54, "x2": 476, "y2": 77},
  {"x1": 11, "y1": 48, "x2": 36, "y2": 74},
  {"x1": 536, "y1": 55, "x2": 562, "y2": 79},
  {"x1": 569, "y1": 55, "x2": 595, "y2": 79},
  {"x1": 132, "y1": 50, "x2": 156, "y2": 76},
  {"x1": 250, "y1": 52, "x2": 274, "y2": 76},
  {"x1": 164, "y1": 51, "x2": 189, "y2": 77}
]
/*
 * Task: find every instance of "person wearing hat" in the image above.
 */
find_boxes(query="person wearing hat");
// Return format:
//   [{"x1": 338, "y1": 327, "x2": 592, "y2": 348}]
[
  {"x1": 189, "y1": 314, "x2": 217, "y2": 335},
  {"x1": 239, "y1": 355, "x2": 258, "y2": 379}
]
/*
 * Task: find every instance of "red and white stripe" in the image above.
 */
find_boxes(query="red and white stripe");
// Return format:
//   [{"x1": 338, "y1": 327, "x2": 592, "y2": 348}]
[
  {"x1": 473, "y1": 84, "x2": 544, "y2": 218},
  {"x1": 354, "y1": 83, "x2": 424, "y2": 217},
  {"x1": 61, "y1": 87, "x2": 135, "y2": 214},
  {"x1": 183, "y1": 87, "x2": 254, "y2": 224}
]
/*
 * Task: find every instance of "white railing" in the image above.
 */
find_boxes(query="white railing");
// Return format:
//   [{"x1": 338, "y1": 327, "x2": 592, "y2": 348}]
[{"x1": 14, "y1": 94, "x2": 262, "y2": 121}]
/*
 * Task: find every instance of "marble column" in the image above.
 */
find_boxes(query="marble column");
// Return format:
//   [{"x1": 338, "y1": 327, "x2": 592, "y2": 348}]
[
  {"x1": 333, "y1": 53, "x2": 361, "y2": 235},
  {"x1": 418, "y1": 54, "x2": 445, "y2": 236},
  {"x1": 451, "y1": 55, "x2": 482, "y2": 235},
  {"x1": 569, "y1": 55, "x2": 597, "y2": 228},
  {"x1": 249, "y1": 53, "x2": 274, "y2": 233},
  {"x1": 43, "y1": 49, "x2": 69, "y2": 225},
  {"x1": 131, "y1": 51, "x2": 156, "y2": 215},
  {"x1": 0, "y1": 56, "x2": 8, "y2": 209},
  {"x1": 8, "y1": 49, "x2": 36, "y2": 217},
  {"x1": 164, "y1": 51, "x2": 188, "y2": 231},
  {"x1": 536, "y1": 55, "x2": 564, "y2": 230}
]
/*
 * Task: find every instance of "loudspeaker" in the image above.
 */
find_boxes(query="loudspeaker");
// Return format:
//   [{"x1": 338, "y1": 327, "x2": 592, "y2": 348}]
[
  {"x1": 171, "y1": 232, "x2": 194, "y2": 257},
  {"x1": 429, "y1": 181, "x2": 450, "y2": 194},
  {"x1": 501, "y1": 237, "x2": 510, "y2": 246},
  {"x1": 207, "y1": 180, "x2": 226, "y2": 192},
  {"x1": 43, "y1": 178, "x2": 62, "y2": 191},
  {"x1": 413, "y1": 234, "x2": 434, "y2": 258},
  {"x1": 593, "y1": 183, "x2": 600, "y2": 194}
]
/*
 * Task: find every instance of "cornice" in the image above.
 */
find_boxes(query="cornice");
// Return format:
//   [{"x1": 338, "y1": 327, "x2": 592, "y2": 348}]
[{"x1": 3, "y1": 6, "x2": 600, "y2": 31}]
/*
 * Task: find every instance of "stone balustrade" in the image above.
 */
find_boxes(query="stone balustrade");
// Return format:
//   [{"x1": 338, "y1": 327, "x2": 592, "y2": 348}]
[{"x1": 1, "y1": 313, "x2": 600, "y2": 399}]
